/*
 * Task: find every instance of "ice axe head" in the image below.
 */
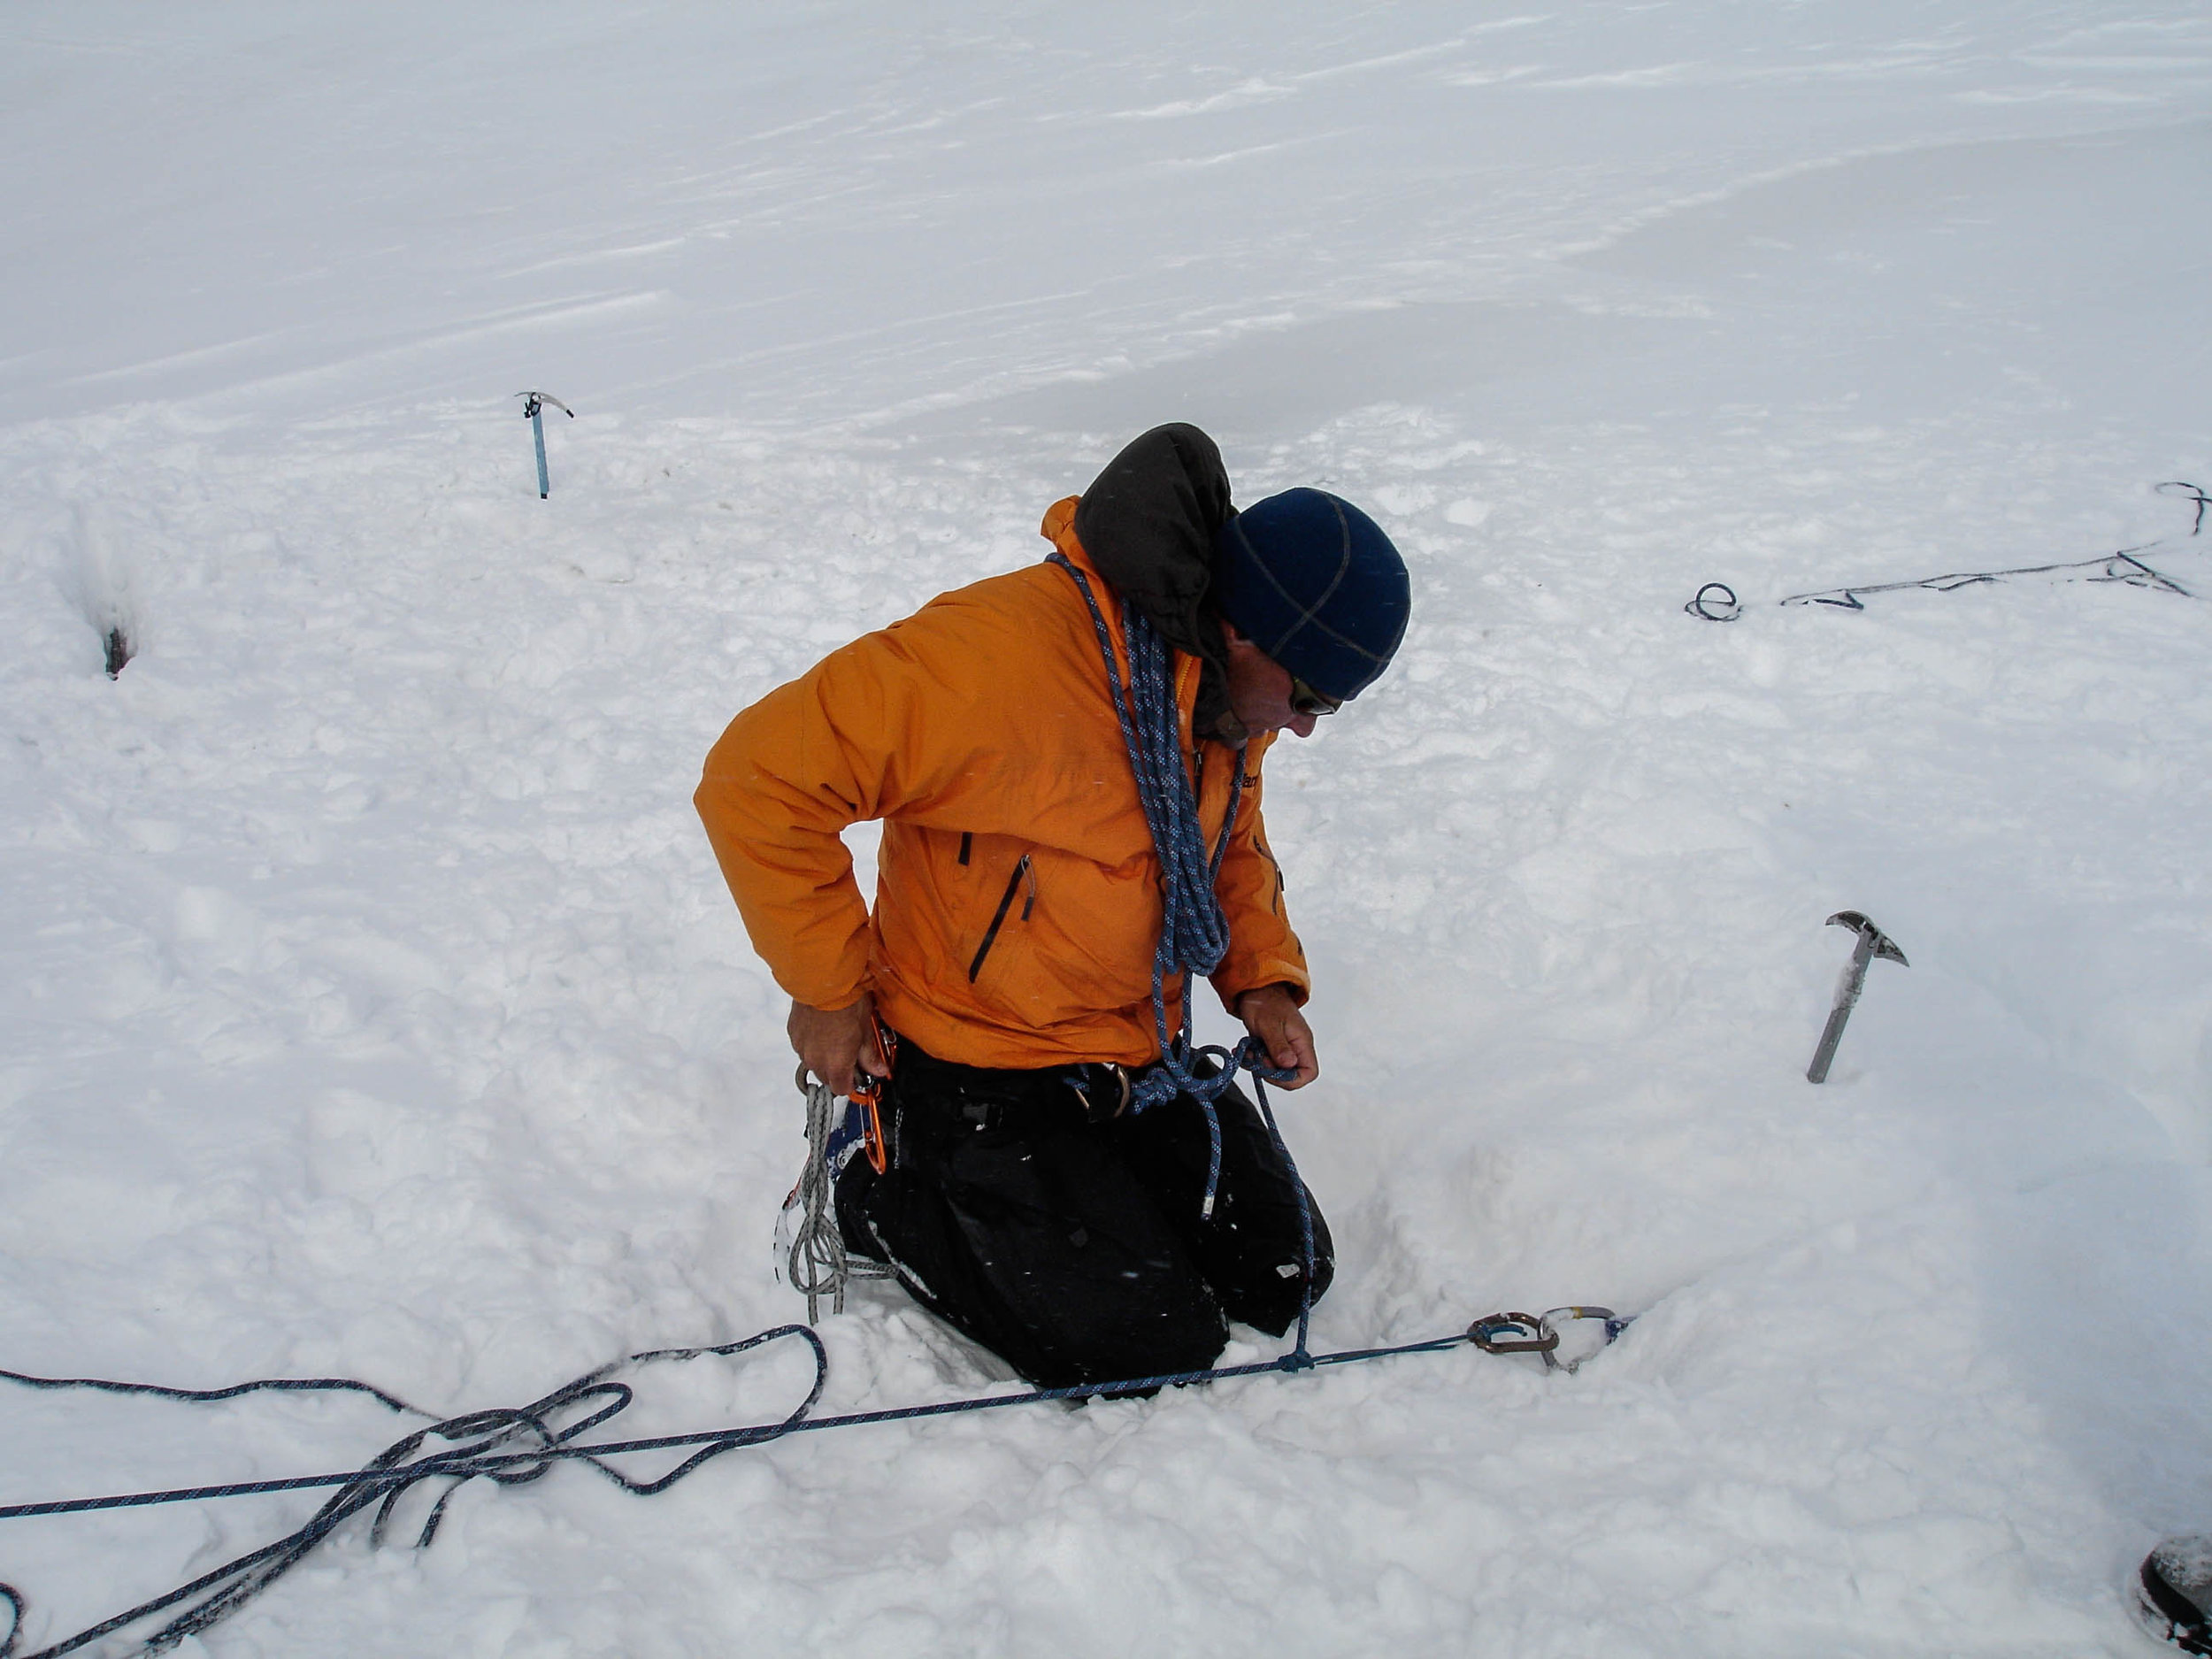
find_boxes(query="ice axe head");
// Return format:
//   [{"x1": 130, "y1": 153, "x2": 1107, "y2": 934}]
[{"x1": 1825, "y1": 910, "x2": 1907, "y2": 967}]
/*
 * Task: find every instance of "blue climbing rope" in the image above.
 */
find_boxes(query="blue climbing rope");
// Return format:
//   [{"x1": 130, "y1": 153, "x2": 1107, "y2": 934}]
[
  {"x1": 0, "y1": 1316, "x2": 1516, "y2": 1657},
  {"x1": 0, "y1": 1307, "x2": 1629, "y2": 1654},
  {"x1": 1047, "y1": 549, "x2": 1318, "y2": 1360},
  {"x1": 1048, "y1": 563, "x2": 1276, "y2": 1128}
]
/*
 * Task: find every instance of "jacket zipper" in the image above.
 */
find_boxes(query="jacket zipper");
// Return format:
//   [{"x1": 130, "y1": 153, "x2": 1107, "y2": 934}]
[{"x1": 967, "y1": 852, "x2": 1034, "y2": 982}]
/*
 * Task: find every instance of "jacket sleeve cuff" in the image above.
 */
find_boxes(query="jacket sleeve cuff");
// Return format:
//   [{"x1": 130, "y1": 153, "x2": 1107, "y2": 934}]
[{"x1": 1210, "y1": 960, "x2": 1310, "y2": 1010}]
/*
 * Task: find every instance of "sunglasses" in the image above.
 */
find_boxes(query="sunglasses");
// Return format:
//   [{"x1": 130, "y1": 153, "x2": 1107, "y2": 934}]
[{"x1": 1287, "y1": 674, "x2": 1341, "y2": 718}]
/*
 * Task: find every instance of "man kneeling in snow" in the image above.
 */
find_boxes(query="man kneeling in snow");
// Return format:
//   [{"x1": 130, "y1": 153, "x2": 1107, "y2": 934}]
[{"x1": 695, "y1": 424, "x2": 1409, "y2": 1387}]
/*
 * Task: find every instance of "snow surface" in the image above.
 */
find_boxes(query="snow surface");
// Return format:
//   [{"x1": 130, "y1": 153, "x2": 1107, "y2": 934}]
[{"x1": 4, "y1": 3, "x2": 2212, "y2": 1654}]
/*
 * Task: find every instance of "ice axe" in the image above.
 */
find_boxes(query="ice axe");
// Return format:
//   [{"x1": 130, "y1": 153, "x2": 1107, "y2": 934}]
[
  {"x1": 1806, "y1": 910, "x2": 1907, "y2": 1084},
  {"x1": 517, "y1": 390, "x2": 573, "y2": 499}
]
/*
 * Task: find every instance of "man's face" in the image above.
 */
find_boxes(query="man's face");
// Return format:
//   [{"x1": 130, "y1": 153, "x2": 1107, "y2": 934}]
[{"x1": 1221, "y1": 625, "x2": 1321, "y2": 740}]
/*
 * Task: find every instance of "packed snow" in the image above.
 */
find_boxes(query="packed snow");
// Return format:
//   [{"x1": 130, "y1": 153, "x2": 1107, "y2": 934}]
[{"x1": 4, "y1": 3, "x2": 2212, "y2": 1654}]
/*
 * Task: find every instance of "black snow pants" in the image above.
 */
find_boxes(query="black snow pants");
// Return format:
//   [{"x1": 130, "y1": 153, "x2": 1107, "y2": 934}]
[{"x1": 835, "y1": 1037, "x2": 1334, "y2": 1390}]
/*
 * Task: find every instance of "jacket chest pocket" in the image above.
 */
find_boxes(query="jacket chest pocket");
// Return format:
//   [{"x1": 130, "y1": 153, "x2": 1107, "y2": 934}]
[{"x1": 967, "y1": 850, "x2": 1035, "y2": 983}]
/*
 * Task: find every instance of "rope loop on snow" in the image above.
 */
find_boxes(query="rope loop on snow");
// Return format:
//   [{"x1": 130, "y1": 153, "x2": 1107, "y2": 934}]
[
  {"x1": 1724, "y1": 482, "x2": 2210, "y2": 617},
  {"x1": 0, "y1": 1295, "x2": 1634, "y2": 1656},
  {"x1": 0, "y1": 1326, "x2": 828, "y2": 1659},
  {"x1": 1779, "y1": 541, "x2": 2193, "y2": 611},
  {"x1": 1684, "y1": 582, "x2": 1740, "y2": 622}
]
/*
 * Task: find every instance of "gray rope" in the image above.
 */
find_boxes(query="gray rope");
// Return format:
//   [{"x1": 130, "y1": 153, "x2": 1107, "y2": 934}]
[{"x1": 785, "y1": 1069, "x2": 888, "y2": 1323}]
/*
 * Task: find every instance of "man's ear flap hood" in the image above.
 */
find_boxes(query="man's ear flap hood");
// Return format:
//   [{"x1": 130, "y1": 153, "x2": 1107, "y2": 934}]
[{"x1": 1071, "y1": 424, "x2": 1234, "y2": 664}]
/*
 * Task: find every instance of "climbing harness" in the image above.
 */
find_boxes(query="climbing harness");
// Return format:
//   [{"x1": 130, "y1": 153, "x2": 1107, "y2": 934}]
[
  {"x1": 0, "y1": 1298, "x2": 1626, "y2": 1659},
  {"x1": 516, "y1": 391, "x2": 573, "y2": 500}
]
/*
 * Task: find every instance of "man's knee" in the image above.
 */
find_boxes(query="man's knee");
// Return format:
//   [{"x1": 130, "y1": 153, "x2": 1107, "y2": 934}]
[
  {"x1": 1219, "y1": 1213, "x2": 1332, "y2": 1338},
  {"x1": 1029, "y1": 1263, "x2": 1230, "y2": 1386},
  {"x1": 839, "y1": 1088, "x2": 1232, "y2": 1387}
]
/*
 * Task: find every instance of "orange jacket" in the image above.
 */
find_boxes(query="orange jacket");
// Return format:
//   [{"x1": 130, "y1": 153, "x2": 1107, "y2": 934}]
[{"x1": 695, "y1": 496, "x2": 1308, "y2": 1070}]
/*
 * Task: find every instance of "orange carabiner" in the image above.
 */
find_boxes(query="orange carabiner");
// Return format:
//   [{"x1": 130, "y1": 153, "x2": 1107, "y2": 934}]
[{"x1": 848, "y1": 1016, "x2": 898, "y2": 1174}]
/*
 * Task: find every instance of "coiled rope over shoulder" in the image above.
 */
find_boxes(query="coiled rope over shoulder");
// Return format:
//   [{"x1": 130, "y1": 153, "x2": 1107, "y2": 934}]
[{"x1": 1047, "y1": 551, "x2": 1298, "y2": 1220}]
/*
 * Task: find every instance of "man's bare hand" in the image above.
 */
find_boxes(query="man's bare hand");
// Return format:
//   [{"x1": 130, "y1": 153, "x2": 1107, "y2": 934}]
[
  {"x1": 787, "y1": 993, "x2": 887, "y2": 1097},
  {"x1": 1233, "y1": 984, "x2": 1318, "y2": 1089}
]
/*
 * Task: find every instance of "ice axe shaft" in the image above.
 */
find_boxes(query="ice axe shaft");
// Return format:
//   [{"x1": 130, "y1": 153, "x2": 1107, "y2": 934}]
[{"x1": 1806, "y1": 910, "x2": 1907, "y2": 1084}]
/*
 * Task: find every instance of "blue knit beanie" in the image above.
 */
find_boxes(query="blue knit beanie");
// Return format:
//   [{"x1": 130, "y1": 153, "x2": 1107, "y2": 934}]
[{"x1": 1211, "y1": 488, "x2": 1409, "y2": 701}]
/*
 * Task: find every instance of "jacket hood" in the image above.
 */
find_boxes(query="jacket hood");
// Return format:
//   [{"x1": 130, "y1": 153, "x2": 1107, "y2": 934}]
[{"x1": 1071, "y1": 424, "x2": 1239, "y2": 739}]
